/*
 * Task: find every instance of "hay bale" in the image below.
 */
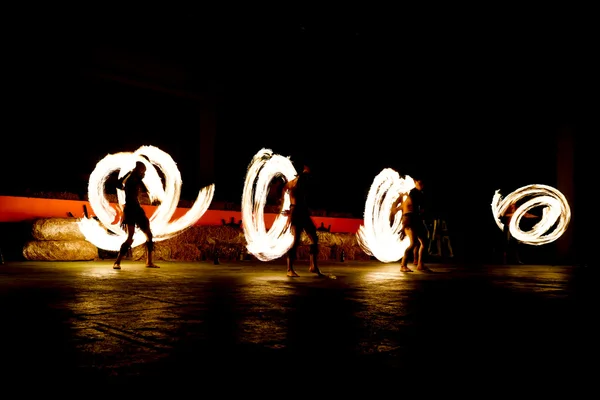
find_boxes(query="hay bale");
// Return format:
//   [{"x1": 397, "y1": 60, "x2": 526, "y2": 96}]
[
  {"x1": 104, "y1": 223, "x2": 366, "y2": 262},
  {"x1": 22, "y1": 240, "x2": 98, "y2": 261},
  {"x1": 296, "y1": 245, "x2": 311, "y2": 260},
  {"x1": 317, "y1": 231, "x2": 343, "y2": 247},
  {"x1": 169, "y1": 242, "x2": 203, "y2": 261},
  {"x1": 336, "y1": 233, "x2": 359, "y2": 247},
  {"x1": 217, "y1": 244, "x2": 245, "y2": 260},
  {"x1": 132, "y1": 243, "x2": 171, "y2": 261},
  {"x1": 230, "y1": 231, "x2": 247, "y2": 244},
  {"x1": 198, "y1": 243, "x2": 216, "y2": 260},
  {"x1": 160, "y1": 235, "x2": 202, "y2": 261},
  {"x1": 347, "y1": 246, "x2": 372, "y2": 261},
  {"x1": 174, "y1": 226, "x2": 208, "y2": 243},
  {"x1": 98, "y1": 249, "x2": 119, "y2": 260},
  {"x1": 174, "y1": 225, "x2": 243, "y2": 244},
  {"x1": 295, "y1": 244, "x2": 330, "y2": 261},
  {"x1": 317, "y1": 245, "x2": 331, "y2": 260},
  {"x1": 201, "y1": 225, "x2": 243, "y2": 244},
  {"x1": 32, "y1": 218, "x2": 86, "y2": 241},
  {"x1": 332, "y1": 232, "x2": 364, "y2": 261}
]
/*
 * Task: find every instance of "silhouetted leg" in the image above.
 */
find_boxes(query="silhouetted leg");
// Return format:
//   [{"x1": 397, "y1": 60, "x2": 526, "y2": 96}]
[
  {"x1": 114, "y1": 223, "x2": 135, "y2": 269},
  {"x1": 305, "y1": 219, "x2": 323, "y2": 276},
  {"x1": 140, "y1": 218, "x2": 159, "y2": 268},
  {"x1": 413, "y1": 244, "x2": 419, "y2": 266},
  {"x1": 287, "y1": 226, "x2": 301, "y2": 277},
  {"x1": 445, "y1": 236, "x2": 454, "y2": 258},
  {"x1": 400, "y1": 228, "x2": 414, "y2": 272},
  {"x1": 416, "y1": 236, "x2": 432, "y2": 272}
]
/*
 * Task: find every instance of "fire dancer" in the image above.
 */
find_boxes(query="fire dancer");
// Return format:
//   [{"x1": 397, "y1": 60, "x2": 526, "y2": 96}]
[
  {"x1": 113, "y1": 160, "x2": 159, "y2": 269},
  {"x1": 281, "y1": 161, "x2": 323, "y2": 277},
  {"x1": 398, "y1": 175, "x2": 432, "y2": 273}
]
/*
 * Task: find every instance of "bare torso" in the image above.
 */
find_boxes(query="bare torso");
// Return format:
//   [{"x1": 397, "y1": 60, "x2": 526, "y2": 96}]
[
  {"x1": 284, "y1": 174, "x2": 309, "y2": 209},
  {"x1": 400, "y1": 193, "x2": 416, "y2": 215}
]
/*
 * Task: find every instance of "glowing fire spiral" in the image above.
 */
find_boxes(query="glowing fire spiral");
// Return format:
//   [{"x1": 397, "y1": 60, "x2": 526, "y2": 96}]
[
  {"x1": 78, "y1": 145, "x2": 215, "y2": 251},
  {"x1": 241, "y1": 148, "x2": 297, "y2": 261},
  {"x1": 356, "y1": 168, "x2": 415, "y2": 262},
  {"x1": 491, "y1": 184, "x2": 571, "y2": 245}
]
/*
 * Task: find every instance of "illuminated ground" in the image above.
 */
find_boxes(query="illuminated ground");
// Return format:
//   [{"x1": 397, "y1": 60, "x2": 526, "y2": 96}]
[{"x1": 1, "y1": 259, "x2": 596, "y2": 393}]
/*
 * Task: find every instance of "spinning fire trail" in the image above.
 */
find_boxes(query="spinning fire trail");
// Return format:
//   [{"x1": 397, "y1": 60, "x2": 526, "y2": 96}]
[
  {"x1": 356, "y1": 168, "x2": 415, "y2": 263},
  {"x1": 78, "y1": 145, "x2": 215, "y2": 251},
  {"x1": 241, "y1": 148, "x2": 297, "y2": 261},
  {"x1": 491, "y1": 184, "x2": 571, "y2": 245}
]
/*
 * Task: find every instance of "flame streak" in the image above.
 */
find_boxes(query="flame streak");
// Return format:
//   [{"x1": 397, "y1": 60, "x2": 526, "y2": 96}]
[
  {"x1": 78, "y1": 145, "x2": 215, "y2": 251},
  {"x1": 491, "y1": 184, "x2": 571, "y2": 245},
  {"x1": 241, "y1": 148, "x2": 296, "y2": 261},
  {"x1": 356, "y1": 168, "x2": 415, "y2": 262}
]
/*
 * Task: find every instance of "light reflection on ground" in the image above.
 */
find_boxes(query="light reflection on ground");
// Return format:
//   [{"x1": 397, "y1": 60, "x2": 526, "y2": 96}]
[{"x1": 1, "y1": 260, "x2": 595, "y2": 389}]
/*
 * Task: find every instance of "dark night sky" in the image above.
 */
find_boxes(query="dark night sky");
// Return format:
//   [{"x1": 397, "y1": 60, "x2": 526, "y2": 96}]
[{"x1": 4, "y1": 11, "x2": 594, "y2": 241}]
